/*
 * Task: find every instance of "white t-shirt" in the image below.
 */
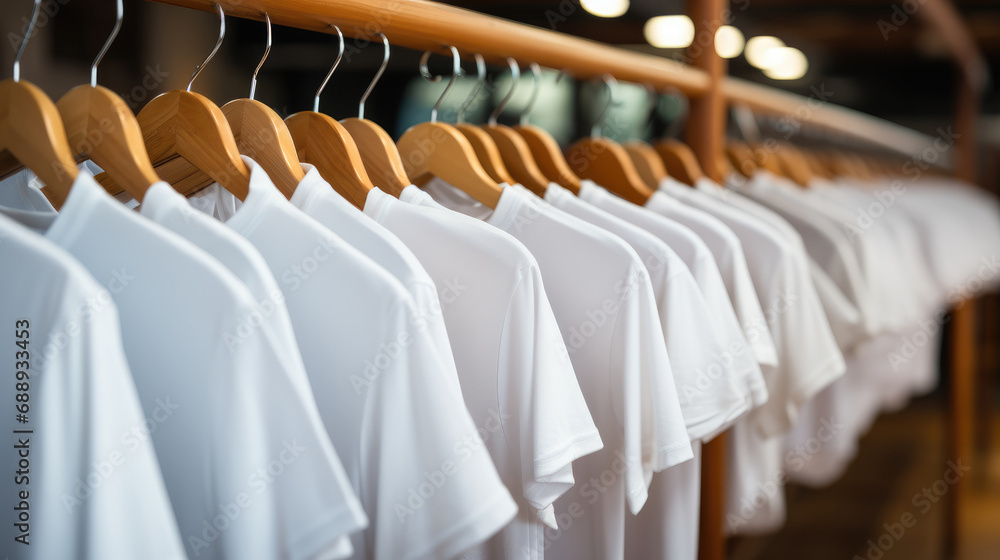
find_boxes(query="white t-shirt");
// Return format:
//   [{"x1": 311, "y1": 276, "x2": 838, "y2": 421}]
[
  {"x1": 136, "y1": 179, "x2": 368, "y2": 555},
  {"x1": 0, "y1": 170, "x2": 362, "y2": 560},
  {"x1": 188, "y1": 159, "x2": 516, "y2": 560},
  {"x1": 0, "y1": 213, "x2": 186, "y2": 560},
  {"x1": 639, "y1": 183, "x2": 779, "y2": 373},
  {"x1": 365, "y1": 184, "x2": 605, "y2": 559},
  {"x1": 541, "y1": 182, "x2": 750, "y2": 440},
  {"x1": 576, "y1": 182, "x2": 769, "y2": 409},
  {"x1": 698, "y1": 179, "x2": 864, "y2": 352},
  {"x1": 288, "y1": 164, "x2": 457, "y2": 373},
  {"x1": 658, "y1": 177, "x2": 846, "y2": 435}
]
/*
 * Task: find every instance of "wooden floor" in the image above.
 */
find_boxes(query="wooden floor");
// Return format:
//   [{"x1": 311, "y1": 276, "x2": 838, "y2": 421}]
[{"x1": 729, "y1": 395, "x2": 1000, "y2": 560}]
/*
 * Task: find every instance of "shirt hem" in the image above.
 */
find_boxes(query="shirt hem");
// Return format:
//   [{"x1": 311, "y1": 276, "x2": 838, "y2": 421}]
[{"x1": 396, "y1": 489, "x2": 518, "y2": 560}]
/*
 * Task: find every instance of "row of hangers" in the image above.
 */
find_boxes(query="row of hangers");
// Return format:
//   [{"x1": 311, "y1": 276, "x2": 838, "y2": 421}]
[
  {"x1": 0, "y1": 0, "x2": 716, "y2": 215},
  {"x1": 1, "y1": 0, "x2": 892, "y2": 218}
]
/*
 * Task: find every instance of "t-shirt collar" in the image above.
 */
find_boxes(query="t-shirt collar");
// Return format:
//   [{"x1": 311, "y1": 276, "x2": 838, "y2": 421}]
[{"x1": 656, "y1": 176, "x2": 693, "y2": 199}]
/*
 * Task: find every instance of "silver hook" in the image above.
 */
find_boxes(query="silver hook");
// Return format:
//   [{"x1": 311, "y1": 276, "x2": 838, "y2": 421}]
[
  {"x1": 488, "y1": 58, "x2": 520, "y2": 126},
  {"x1": 641, "y1": 82, "x2": 657, "y2": 129},
  {"x1": 591, "y1": 74, "x2": 618, "y2": 138},
  {"x1": 456, "y1": 54, "x2": 485, "y2": 124},
  {"x1": 314, "y1": 25, "x2": 345, "y2": 113},
  {"x1": 249, "y1": 13, "x2": 271, "y2": 100},
  {"x1": 187, "y1": 3, "x2": 225, "y2": 92},
  {"x1": 13, "y1": 0, "x2": 43, "y2": 83},
  {"x1": 419, "y1": 46, "x2": 461, "y2": 124},
  {"x1": 91, "y1": 0, "x2": 123, "y2": 87},
  {"x1": 519, "y1": 62, "x2": 543, "y2": 126},
  {"x1": 359, "y1": 33, "x2": 389, "y2": 120}
]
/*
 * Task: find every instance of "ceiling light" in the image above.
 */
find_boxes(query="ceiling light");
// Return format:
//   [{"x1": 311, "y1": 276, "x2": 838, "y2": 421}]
[
  {"x1": 763, "y1": 47, "x2": 808, "y2": 80},
  {"x1": 715, "y1": 25, "x2": 745, "y2": 59},
  {"x1": 581, "y1": 0, "x2": 629, "y2": 18},
  {"x1": 745, "y1": 36, "x2": 785, "y2": 69},
  {"x1": 644, "y1": 15, "x2": 695, "y2": 49}
]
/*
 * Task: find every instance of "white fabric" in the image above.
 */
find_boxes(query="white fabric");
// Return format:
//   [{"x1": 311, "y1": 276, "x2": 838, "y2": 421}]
[
  {"x1": 639, "y1": 183, "x2": 779, "y2": 372},
  {"x1": 1, "y1": 170, "x2": 360, "y2": 560},
  {"x1": 0, "y1": 213, "x2": 185, "y2": 560},
  {"x1": 188, "y1": 159, "x2": 516, "y2": 560},
  {"x1": 576, "y1": 182, "x2": 769, "y2": 409},
  {"x1": 697, "y1": 179, "x2": 863, "y2": 351},
  {"x1": 364, "y1": 185, "x2": 604, "y2": 560},
  {"x1": 137, "y1": 180, "x2": 368, "y2": 556},
  {"x1": 420, "y1": 179, "x2": 696, "y2": 560},
  {"x1": 289, "y1": 164, "x2": 457, "y2": 372},
  {"x1": 541, "y1": 182, "x2": 750, "y2": 440}
]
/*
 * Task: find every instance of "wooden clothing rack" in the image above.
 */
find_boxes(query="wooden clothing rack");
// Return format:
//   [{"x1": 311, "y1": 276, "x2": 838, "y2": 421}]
[{"x1": 145, "y1": 1, "x2": 984, "y2": 558}]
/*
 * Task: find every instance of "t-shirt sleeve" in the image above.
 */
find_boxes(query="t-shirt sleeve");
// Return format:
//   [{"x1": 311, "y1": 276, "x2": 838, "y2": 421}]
[
  {"x1": 360, "y1": 299, "x2": 518, "y2": 560},
  {"x1": 209, "y1": 299, "x2": 368, "y2": 560},
  {"x1": 499, "y1": 265, "x2": 604, "y2": 525},
  {"x1": 28, "y1": 284, "x2": 187, "y2": 560},
  {"x1": 651, "y1": 249, "x2": 751, "y2": 442},
  {"x1": 609, "y1": 263, "x2": 694, "y2": 515}
]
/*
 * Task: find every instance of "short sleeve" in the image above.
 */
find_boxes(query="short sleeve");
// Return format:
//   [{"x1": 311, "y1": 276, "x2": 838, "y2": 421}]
[
  {"x1": 498, "y1": 265, "x2": 604, "y2": 525},
  {"x1": 209, "y1": 300, "x2": 368, "y2": 560},
  {"x1": 360, "y1": 299, "x2": 518, "y2": 560},
  {"x1": 609, "y1": 263, "x2": 693, "y2": 515}
]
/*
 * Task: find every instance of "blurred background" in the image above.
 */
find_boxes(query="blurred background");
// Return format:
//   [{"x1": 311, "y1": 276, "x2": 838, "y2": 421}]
[{"x1": 3, "y1": 0, "x2": 998, "y2": 558}]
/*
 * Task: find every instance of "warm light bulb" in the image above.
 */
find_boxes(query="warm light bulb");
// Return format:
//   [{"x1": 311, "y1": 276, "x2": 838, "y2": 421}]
[
  {"x1": 763, "y1": 47, "x2": 808, "y2": 80},
  {"x1": 644, "y1": 15, "x2": 695, "y2": 49},
  {"x1": 745, "y1": 36, "x2": 785, "y2": 69},
  {"x1": 581, "y1": 0, "x2": 629, "y2": 18},
  {"x1": 715, "y1": 25, "x2": 745, "y2": 58}
]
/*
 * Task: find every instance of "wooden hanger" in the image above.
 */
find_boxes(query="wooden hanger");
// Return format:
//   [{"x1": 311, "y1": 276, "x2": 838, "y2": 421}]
[
  {"x1": 726, "y1": 141, "x2": 758, "y2": 178},
  {"x1": 285, "y1": 26, "x2": 374, "y2": 209},
  {"x1": 222, "y1": 14, "x2": 303, "y2": 199},
  {"x1": 339, "y1": 33, "x2": 411, "y2": 197},
  {"x1": 513, "y1": 65, "x2": 581, "y2": 194},
  {"x1": 772, "y1": 143, "x2": 814, "y2": 187},
  {"x1": 654, "y1": 138, "x2": 703, "y2": 186},
  {"x1": 565, "y1": 75, "x2": 653, "y2": 205},
  {"x1": 397, "y1": 47, "x2": 502, "y2": 209},
  {"x1": 450, "y1": 55, "x2": 515, "y2": 185},
  {"x1": 58, "y1": 0, "x2": 157, "y2": 203},
  {"x1": 0, "y1": 0, "x2": 78, "y2": 209},
  {"x1": 480, "y1": 59, "x2": 549, "y2": 196},
  {"x1": 137, "y1": 4, "x2": 249, "y2": 199},
  {"x1": 624, "y1": 142, "x2": 667, "y2": 189},
  {"x1": 748, "y1": 143, "x2": 784, "y2": 176}
]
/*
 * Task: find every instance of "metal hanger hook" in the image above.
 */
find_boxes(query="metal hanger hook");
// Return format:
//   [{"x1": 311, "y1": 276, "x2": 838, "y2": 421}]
[
  {"x1": 488, "y1": 58, "x2": 520, "y2": 126},
  {"x1": 663, "y1": 85, "x2": 690, "y2": 139},
  {"x1": 419, "y1": 45, "x2": 461, "y2": 124},
  {"x1": 359, "y1": 33, "x2": 389, "y2": 120},
  {"x1": 314, "y1": 25, "x2": 345, "y2": 112},
  {"x1": 13, "y1": 0, "x2": 43, "y2": 83},
  {"x1": 187, "y1": 3, "x2": 226, "y2": 92},
  {"x1": 641, "y1": 82, "x2": 658, "y2": 130},
  {"x1": 457, "y1": 54, "x2": 485, "y2": 124},
  {"x1": 591, "y1": 73, "x2": 618, "y2": 138},
  {"x1": 91, "y1": 0, "x2": 123, "y2": 87},
  {"x1": 249, "y1": 12, "x2": 271, "y2": 100},
  {"x1": 519, "y1": 62, "x2": 542, "y2": 126}
]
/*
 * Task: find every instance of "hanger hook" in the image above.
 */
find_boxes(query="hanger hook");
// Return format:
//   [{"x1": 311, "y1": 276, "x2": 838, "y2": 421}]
[
  {"x1": 519, "y1": 62, "x2": 543, "y2": 126},
  {"x1": 248, "y1": 12, "x2": 271, "y2": 100},
  {"x1": 488, "y1": 58, "x2": 520, "y2": 126},
  {"x1": 641, "y1": 82, "x2": 658, "y2": 129},
  {"x1": 359, "y1": 33, "x2": 389, "y2": 120},
  {"x1": 591, "y1": 73, "x2": 618, "y2": 138},
  {"x1": 90, "y1": 0, "x2": 123, "y2": 87},
  {"x1": 457, "y1": 54, "x2": 485, "y2": 124},
  {"x1": 13, "y1": 0, "x2": 43, "y2": 83},
  {"x1": 314, "y1": 25, "x2": 345, "y2": 113},
  {"x1": 187, "y1": 3, "x2": 225, "y2": 92},
  {"x1": 419, "y1": 46, "x2": 461, "y2": 124}
]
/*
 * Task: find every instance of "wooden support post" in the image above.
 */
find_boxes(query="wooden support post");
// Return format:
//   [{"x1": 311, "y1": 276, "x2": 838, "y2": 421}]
[
  {"x1": 686, "y1": 1, "x2": 728, "y2": 559},
  {"x1": 944, "y1": 69, "x2": 979, "y2": 560}
]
